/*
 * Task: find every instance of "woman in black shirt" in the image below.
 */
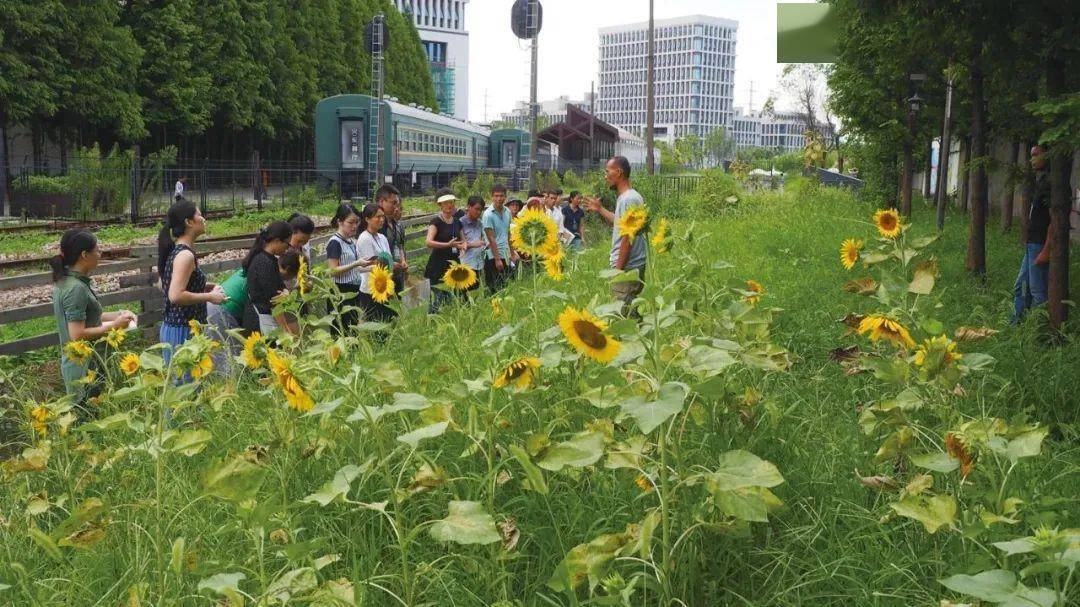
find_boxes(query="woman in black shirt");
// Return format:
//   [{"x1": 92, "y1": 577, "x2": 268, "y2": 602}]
[
  {"x1": 425, "y1": 188, "x2": 466, "y2": 313},
  {"x1": 244, "y1": 221, "x2": 299, "y2": 336}
]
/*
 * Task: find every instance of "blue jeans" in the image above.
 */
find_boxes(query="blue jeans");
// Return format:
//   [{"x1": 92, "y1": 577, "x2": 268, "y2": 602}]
[
  {"x1": 1012, "y1": 242, "x2": 1048, "y2": 323},
  {"x1": 568, "y1": 235, "x2": 583, "y2": 251}
]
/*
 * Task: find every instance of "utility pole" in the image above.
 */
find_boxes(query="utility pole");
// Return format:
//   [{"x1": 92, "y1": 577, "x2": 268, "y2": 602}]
[
  {"x1": 749, "y1": 80, "x2": 755, "y2": 113},
  {"x1": 483, "y1": 89, "x2": 490, "y2": 123},
  {"x1": 645, "y1": 0, "x2": 656, "y2": 174},
  {"x1": 528, "y1": 0, "x2": 539, "y2": 190}
]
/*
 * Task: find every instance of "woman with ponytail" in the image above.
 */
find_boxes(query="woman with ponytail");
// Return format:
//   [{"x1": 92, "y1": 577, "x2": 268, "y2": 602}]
[
  {"x1": 243, "y1": 220, "x2": 299, "y2": 336},
  {"x1": 51, "y1": 229, "x2": 136, "y2": 411},
  {"x1": 158, "y1": 200, "x2": 226, "y2": 370}
]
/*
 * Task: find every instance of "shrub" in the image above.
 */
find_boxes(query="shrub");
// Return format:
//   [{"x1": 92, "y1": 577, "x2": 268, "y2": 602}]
[{"x1": 13, "y1": 175, "x2": 71, "y2": 196}]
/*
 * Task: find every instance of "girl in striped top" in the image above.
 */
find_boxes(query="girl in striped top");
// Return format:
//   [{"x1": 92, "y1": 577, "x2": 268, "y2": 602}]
[{"x1": 325, "y1": 203, "x2": 372, "y2": 335}]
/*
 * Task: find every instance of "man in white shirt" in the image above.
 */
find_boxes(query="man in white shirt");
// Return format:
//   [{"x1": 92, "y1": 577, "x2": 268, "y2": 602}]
[
  {"x1": 543, "y1": 188, "x2": 574, "y2": 245},
  {"x1": 174, "y1": 176, "x2": 187, "y2": 202}
]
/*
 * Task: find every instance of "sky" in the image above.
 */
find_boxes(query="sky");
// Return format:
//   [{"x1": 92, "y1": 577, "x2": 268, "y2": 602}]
[{"x1": 465, "y1": 0, "x2": 808, "y2": 122}]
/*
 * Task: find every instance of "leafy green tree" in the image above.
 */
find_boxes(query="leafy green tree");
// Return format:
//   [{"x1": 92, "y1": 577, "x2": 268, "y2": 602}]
[{"x1": 703, "y1": 127, "x2": 736, "y2": 167}]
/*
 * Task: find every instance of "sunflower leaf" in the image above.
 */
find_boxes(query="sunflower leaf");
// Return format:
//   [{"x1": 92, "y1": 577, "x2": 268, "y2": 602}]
[
  {"x1": 429, "y1": 501, "x2": 501, "y2": 545},
  {"x1": 619, "y1": 382, "x2": 688, "y2": 434},
  {"x1": 397, "y1": 422, "x2": 449, "y2": 448},
  {"x1": 509, "y1": 445, "x2": 549, "y2": 494},
  {"x1": 890, "y1": 493, "x2": 957, "y2": 534},
  {"x1": 538, "y1": 431, "x2": 605, "y2": 471},
  {"x1": 202, "y1": 456, "x2": 266, "y2": 502},
  {"x1": 303, "y1": 465, "x2": 363, "y2": 507},
  {"x1": 705, "y1": 450, "x2": 785, "y2": 491}
]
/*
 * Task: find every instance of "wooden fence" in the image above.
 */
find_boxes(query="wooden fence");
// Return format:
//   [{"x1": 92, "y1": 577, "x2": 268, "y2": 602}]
[{"x1": 0, "y1": 213, "x2": 437, "y2": 357}]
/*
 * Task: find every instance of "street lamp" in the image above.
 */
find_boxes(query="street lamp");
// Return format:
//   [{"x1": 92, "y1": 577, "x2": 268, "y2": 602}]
[{"x1": 900, "y1": 74, "x2": 925, "y2": 216}]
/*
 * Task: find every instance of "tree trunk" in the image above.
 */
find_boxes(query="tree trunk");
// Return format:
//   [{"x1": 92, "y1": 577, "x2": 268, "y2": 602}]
[
  {"x1": 836, "y1": 134, "x2": 844, "y2": 173},
  {"x1": 900, "y1": 109, "x2": 915, "y2": 218},
  {"x1": 1017, "y1": 141, "x2": 1032, "y2": 245},
  {"x1": 1045, "y1": 60, "x2": 1071, "y2": 331},
  {"x1": 0, "y1": 107, "x2": 9, "y2": 216},
  {"x1": 1000, "y1": 141, "x2": 1018, "y2": 232},
  {"x1": 957, "y1": 136, "x2": 971, "y2": 212},
  {"x1": 965, "y1": 52, "x2": 987, "y2": 276},
  {"x1": 923, "y1": 139, "x2": 933, "y2": 198}
]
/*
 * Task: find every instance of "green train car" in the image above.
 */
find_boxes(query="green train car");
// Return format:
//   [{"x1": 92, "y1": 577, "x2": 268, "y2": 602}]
[{"x1": 314, "y1": 94, "x2": 529, "y2": 196}]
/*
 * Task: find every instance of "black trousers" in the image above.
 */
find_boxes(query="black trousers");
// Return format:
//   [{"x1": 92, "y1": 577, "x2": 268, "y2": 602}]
[
  {"x1": 484, "y1": 258, "x2": 512, "y2": 294},
  {"x1": 333, "y1": 282, "x2": 362, "y2": 336}
]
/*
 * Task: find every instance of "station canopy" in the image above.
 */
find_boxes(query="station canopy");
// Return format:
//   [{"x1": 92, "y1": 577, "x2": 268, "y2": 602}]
[{"x1": 537, "y1": 105, "x2": 617, "y2": 165}]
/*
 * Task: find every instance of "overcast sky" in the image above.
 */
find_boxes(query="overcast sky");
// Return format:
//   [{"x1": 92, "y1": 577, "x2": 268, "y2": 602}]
[{"x1": 466, "y1": 0, "x2": 809, "y2": 122}]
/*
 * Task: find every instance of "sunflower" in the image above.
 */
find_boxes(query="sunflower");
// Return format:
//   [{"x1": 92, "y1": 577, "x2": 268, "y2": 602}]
[
  {"x1": 857, "y1": 314, "x2": 916, "y2": 349},
  {"x1": 443, "y1": 262, "x2": 478, "y2": 291},
  {"x1": 913, "y1": 335, "x2": 962, "y2": 367},
  {"x1": 840, "y1": 238, "x2": 864, "y2": 270},
  {"x1": 510, "y1": 208, "x2": 559, "y2": 256},
  {"x1": 491, "y1": 297, "x2": 504, "y2": 318},
  {"x1": 104, "y1": 327, "x2": 126, "y2": 349},
  {"x1": 242, "y1": 332, "x2": 267, "y2": 369},
  {"x1": 544, "y1": 255, "x2": 565, "y2": 281},
  {"x1": 945, "y1": 432, "x2": 974, "y2": 477},
  {"x1": 650, "y1": 218, "x2": 671, "y2": 252},
  {"x1": 540, "y1": 239, "x2": 564, "y2": 261},
  {"x1": 635, "y1": 474, "x2": 654, "y2": 493},
  {"x1": 266, "y1": 348, "x2": 314, "y2": 412},
  {"x1": 29, "y1": 405, "x2": 53, "y2": 436},
  {"x1": 77, "y1": 369, "x2": 97, "y2": 385},
  {"x1": 492, "y1": 357, "x2": 542, "y2": 390},
  {"x1": 617, "y1": 206, "x2": 649, "y2": 241},
  {"x1": 297, "y1": 255, "x2": 310, "y2": 296},
  {"x1": 744, "y1": 280, "x2": 764, "y2": 305},
  {"x1": 328, "y1": 341, "x2": 343, "y2": 365},
  {"x1": 190, "y1": 355, "x2": 214, "y2": 379},
  {"x1": 188, "y1": 318, "x2": 202, "y2": 336},
  {"x1": 558, "y1": 307, "x2": 621, "y2": 364},
  {"x1": 369, "y1": 265, "x2": 395, "y2": 304},
  {"x1": 873, "y1": 209, "x2": 902, "y2": 239},
  {"x1": 119, "y1": 353, "x2": 141, "y2": 376},
  {"x1": 64, "y1": 340, "x2": 93, "y2": 366}
]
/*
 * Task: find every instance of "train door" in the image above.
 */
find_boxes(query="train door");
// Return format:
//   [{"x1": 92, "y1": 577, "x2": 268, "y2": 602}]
[
  {"x1": 340, "y1": 119, "x2": 365, "y2": 197},
  {"x1": 502, "y1": 140, "x2": 517, "y2": 168}
]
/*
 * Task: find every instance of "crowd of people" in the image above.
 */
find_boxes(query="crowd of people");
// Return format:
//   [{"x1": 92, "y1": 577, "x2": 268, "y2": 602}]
[{"x1": 48, "y1": 155, "x2": 647, "y2": 414}]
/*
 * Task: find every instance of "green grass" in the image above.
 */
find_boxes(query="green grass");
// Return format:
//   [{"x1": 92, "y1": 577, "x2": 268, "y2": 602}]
[{"x1": 1, "y1": 183, "x2": 1077, "y2": 605}]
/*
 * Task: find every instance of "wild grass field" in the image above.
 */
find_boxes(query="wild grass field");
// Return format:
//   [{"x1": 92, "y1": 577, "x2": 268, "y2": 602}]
[{"x1": 1, "y1": 180, "x2": 1077, "y2": 606}]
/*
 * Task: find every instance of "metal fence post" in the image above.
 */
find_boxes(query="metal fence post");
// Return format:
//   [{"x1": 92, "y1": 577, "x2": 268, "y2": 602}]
[
  {"x1": 200, "y1": 157, "x2": 208, "y2": 214},
  {"x1": 253, "y1": 150, "x2": 262, "y2": 211},
  {"x1": 129, "y1": 145, "x2": 140, "y2": 223}
]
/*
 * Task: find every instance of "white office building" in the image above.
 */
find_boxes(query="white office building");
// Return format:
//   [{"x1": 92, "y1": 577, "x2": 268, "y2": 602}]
[
  {"x1": 392, "y1": 0, "x2": 470, "y2": 120},
  {"x1": 730, "y1": 107, "x2": 817, "y2": 153},
  {"x1": 596, "y1": 15, "x2": 738, "y2": 142}
]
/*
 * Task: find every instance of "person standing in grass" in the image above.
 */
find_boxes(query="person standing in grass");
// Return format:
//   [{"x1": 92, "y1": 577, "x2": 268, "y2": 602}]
[
  {"x1": 174, "y1": 175, "x2": 187, "y2": 202},
  {"x1": 356, "y1": 203, "x2": 398, "y2": 325},
  {"x1": 543, "y1": 187, "x2": 572, "y2": 245},
  {"x1": 562, "y1": 190, "x2": 586, "y2": 250},
  {"x1": 50, "y1": 229, "x2": 136, "y2": 414},
  {"x1": 586, "y1": 155, "x2": 647, "y2": 318},
  {"x1": 460, "y1": 195, "x2": 488, "y2": 296},
  {"x1": 158, "y1": 200, "x2": 227, "y2": 370},
  {"x1": 326, "y1": 203, "x2": 371, "y2": 335},
  {"x1": 206, "y1": 264, "x2": 248, "y2": 374},
  {"x1": 244, "y1": 221, "x2": 300, "y2": 336},
  {"x1": 483, "y1": 184, "x2": 515, "y2": 293},
  {"x1": 1011, "y1": 145, "x2": 1053, "y2": 324},
  {"x1": 376, "y1": 184, "x2": 409, "y2": 295},
  {"x1": 425, "y1": 188, "x2": 466, "y2": 313}
]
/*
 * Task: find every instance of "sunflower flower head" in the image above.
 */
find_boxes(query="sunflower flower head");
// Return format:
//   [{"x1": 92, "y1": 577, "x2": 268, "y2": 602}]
[
  {"x1": 443, "y1": 262, "x2": 478, "y2": 291},
  {"x1": 635, "y1": 474, "x2": 654, "y2": 493},
  {"x1": 840, "y1": 238, "x2": 864, "y2": 270},
  {"x1": 369, "y1": 265, "x2": 395, "y2": 304},
  {"x1": 297, "y1": 255, "x2": 310, "y2": 296},
  {"x1": 618, "y1": 206, "x2": 649, "y2": 242},
  {"x1": 945, "y1": 432, "x2": 975, "y2": 477},
  {"x1": 873, "y1": 209, "x2": 902, "y2": 239},
  {"x1": 492, "y1": 357, "x2": 542, "y2": 390},
  {"x1": 650, "y1": 218, "x2": 672, "y2": 252},
  {"x1": 558, "y1": 306, "x2": 621, "y2": 364},
  {"x1": 491, "y1": 297, "x2": 504, "y2": 318},
  {"x1": 544, "y1": 255, "x2": 565, "y2": 281},
  {"x1": 188, "y1": 319, "x2": 202, "y2": 336},
  {"x1": 744, "y1": 280, "x2": 764, "y2": 305},
  {"x1": 857, "y1": 314, "x2": 916, "y2": 349},
  {"x1": 510, "y1": 209, "x2": 559, "y2": 256},
  {"x1": 64, "y1": 340, "x2": 93, "y2": 366},
  {"x1": 328, "y1": 341, "x2": 343, "y2": 365},
  {"x1": 29, "y1": 405, "x2": 53, "y2": 436},
  {"x1": 189, "y1": 355, "x2": 214, "y2": 379},
  {"x1": 266, "y1": 348, "x2": 314, "y2": 412},
  {"x1": 119, "y1": 353, "x2": 141, "y2": 376},
  {"x1": 104, "y1": 327, "x2": 126, "y2": 349},
  {"x1": 242, "y1": 332, "x2": 267, "y2": 369}
]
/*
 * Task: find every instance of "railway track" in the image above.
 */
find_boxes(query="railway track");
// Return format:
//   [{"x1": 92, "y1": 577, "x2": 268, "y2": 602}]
[{"x1": 0, "y1": 208, "x2": 241, "y2": 236}]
